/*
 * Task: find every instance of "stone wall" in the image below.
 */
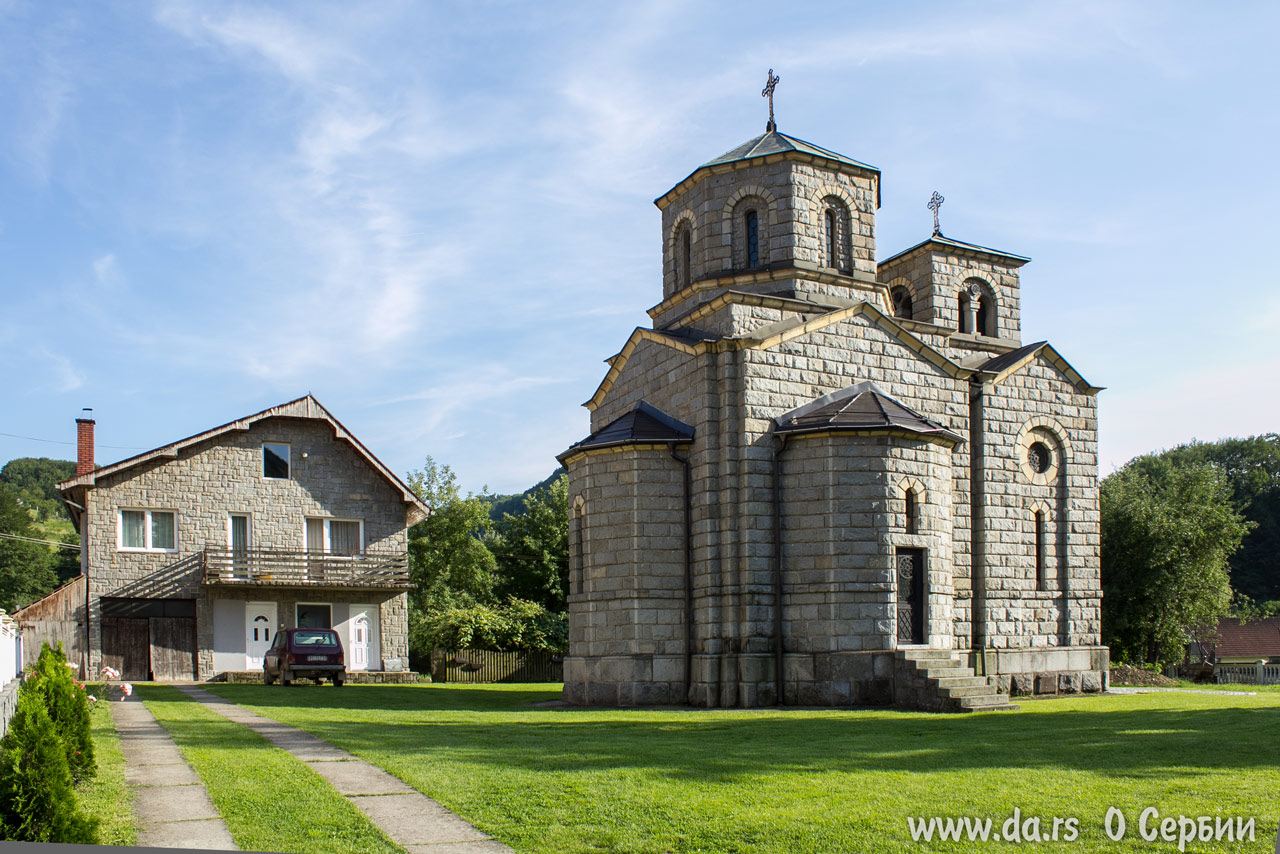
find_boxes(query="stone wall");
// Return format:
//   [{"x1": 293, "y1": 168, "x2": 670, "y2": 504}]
[
  {"x1": 878, "y1": 246, "x2": 1023, "y2": 344},
  {"x1": 83, "y1": 416, "x2": 412, "y2": 678}
]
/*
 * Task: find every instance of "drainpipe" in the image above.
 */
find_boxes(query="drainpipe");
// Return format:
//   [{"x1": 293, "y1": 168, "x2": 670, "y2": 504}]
[
  {"x1": 772, "y1": 434, "x2": 788, "y2": 705},
  {"x1": 668, "y1": 444, "x2": 693, "y2": 703}
]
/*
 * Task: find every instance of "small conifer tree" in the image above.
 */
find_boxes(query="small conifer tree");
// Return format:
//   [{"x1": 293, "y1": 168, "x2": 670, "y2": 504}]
[{"x1": 30, "y1": 643, "x2": 95, "y2": 781}]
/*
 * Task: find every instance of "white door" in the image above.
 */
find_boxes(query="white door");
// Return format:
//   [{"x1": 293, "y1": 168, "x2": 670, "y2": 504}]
[
  {"x1": 245, "y1": 602, "x2": 277, "y2": 670},
  {"x1": 348, "y1": 605, "x2": 380, "y2": 671}
]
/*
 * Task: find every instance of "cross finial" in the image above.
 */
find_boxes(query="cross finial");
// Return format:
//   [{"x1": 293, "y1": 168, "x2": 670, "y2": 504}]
[
  {"x1": 762, "y1": 69, "x2": 780, "y2": 132},
  {"x1": 927, "y1": 191, "x2": 945, "y2": 236}
]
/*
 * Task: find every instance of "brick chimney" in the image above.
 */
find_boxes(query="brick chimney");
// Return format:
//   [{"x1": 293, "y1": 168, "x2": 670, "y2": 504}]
[{"x1": 75, "y1": 410, "x2": 95, "y2": 476}]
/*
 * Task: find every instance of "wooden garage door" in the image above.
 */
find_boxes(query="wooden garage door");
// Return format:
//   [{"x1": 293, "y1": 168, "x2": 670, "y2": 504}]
[
  {"x1": 149, "y1": 617, "x2": 196, "y2": 681},
  {"x1": 101, "y1": 617, "x2": 150, "y2": 681}
]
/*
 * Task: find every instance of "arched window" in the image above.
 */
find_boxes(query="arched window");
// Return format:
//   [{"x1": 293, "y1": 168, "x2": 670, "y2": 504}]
[
  {"x1": 1034, "y1": 510, "x2": 1046, "y2": 590},
  {"x1": 744, "y1": 209, "x2": 760, "y2": 268},
  {"x1": 905, "y1": 489, "x2": 919, "y2": 535},
  {"x1": 963, "y1": 278, "x2": 998, "y2": 337},
  {"x1": 976, "y1": 296, "x2": 992, "y2": 337},
  {"x1": 891, "y1": 285, "x2": 914, "y2": 320},
  {"x1": 957, "y1": 291, "x2": 971, "y2": 333},
  {"x1": 572, "y1": 497, "x2": 586, "y2": 596},
  {"x1": 824, "y1": 210, "x2": 836, "y2": 268},
  {"x1": 680, "y1": 229, "x2": 691, "y2": 288}
]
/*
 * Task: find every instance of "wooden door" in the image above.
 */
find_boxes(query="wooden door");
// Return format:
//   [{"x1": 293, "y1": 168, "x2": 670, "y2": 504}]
[
  {"x1": 102, "y1": 617, "x2": 150, "y2": 681},
  {"x1": 895, "y1": 548, "x2": 925, "y2": 645},
  {"x1": 149, "y1": 617, "x2": 196, "y2": 681}
]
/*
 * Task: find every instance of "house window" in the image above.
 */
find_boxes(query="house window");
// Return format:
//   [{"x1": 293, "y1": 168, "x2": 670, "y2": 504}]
[
  {"x1": 1034, "y1": 510, "x2": 1046, "y2": 590},
  {"x1": 296, "y1": 603, "x2": 332, "y2": 629},
  {"x1": 263, "y1": 443, "x2": 290, "y2": 479},
  {"x1": 305, "y1": 517, "x2": 364, "y2": 555},
  {"x1": 745, "y1": 210, "x2": 760, "y2": 268},
  {"x1": 119, "y1": 509, "x2": 177, "y2": 552}
]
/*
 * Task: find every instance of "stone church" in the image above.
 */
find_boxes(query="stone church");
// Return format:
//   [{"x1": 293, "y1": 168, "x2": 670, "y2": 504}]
[{"x1": 558, "y1": 97, "x2": 1108, "y2": 710}]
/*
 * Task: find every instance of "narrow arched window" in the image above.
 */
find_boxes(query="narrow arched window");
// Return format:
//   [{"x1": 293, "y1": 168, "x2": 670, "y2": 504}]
[
  {"x1": 680, "y1": 230, "x2": 692, "y2": 288},
  {"x1": 825, "y1": 210, "x2": 836, "y2": 268},
  {"x1": 977, "y1": 295, "x2": 992, "y2": 337},
  {"x1": 905, "y1": 489, "x2": 918, "y2": 535},
  {"x1": 745, "y1": 210, "x2": 759, "y2": 268},
  {"x1": 1034, "y1": 510, "x2": 1045, "y2": 590},
  {"x1": 891, "y1": 285, "x2": 913, "y2": 320},
  {"x1": 957, "y1": 291, "x2": 971, "y2": 333}
]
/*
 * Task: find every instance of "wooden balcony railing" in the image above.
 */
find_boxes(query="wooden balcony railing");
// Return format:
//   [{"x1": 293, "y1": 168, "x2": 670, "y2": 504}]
[{"x1": 201, "y1": 546, "x2": 411, "y2": 589}]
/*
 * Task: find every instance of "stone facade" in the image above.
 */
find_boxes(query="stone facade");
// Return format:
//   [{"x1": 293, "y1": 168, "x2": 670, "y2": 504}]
[
  {"x1": 562, "y1": 128, "x2": 1107, "y2": 709},
  {"x1": 61, "y1": 396, "x2": 426, "y2": 681}
]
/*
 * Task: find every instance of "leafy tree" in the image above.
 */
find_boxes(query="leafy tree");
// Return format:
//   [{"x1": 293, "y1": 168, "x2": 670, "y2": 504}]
[
  {"x1": 1101, "y1": 456, "x2": 1251, "y2": 666},
  {"x1": 413, "y1": 599, "x2": 567, "y2": 653},
  {"x1": 0, "y1": 458, "x2": 76, "y2": 523},
  {"x1": 0, "y1": 484, "x2": 57, "y2": 611},
  {"x1": 1162, "y1": 434, "x2": 1280, "y2": 600},
  {"x1": 491, "y1": 474, "x2": 569, "y2": 611}
]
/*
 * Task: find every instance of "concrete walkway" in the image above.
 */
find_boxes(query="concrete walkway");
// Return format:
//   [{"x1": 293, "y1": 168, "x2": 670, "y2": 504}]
[
  {"x1": 176, "y1": 685, "x2": 514, "y2": 854},
  {"x1": 109, "y1": 698, "x2": 238, "y2": 851}
]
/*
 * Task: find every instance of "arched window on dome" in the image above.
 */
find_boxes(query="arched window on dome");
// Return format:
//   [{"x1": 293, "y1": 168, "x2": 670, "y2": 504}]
[
  {"x1": 957, "y1": 290, "x2": 971, "y2": 333},
  {"x1": 744, "y1": 209, "x2": 760, "y2": 268},
  {"x1": 824, "y1": 210, "x2": 836, "y2": 268},
  {"x1": 820, "y1": 196, "x2": 852, "y2": 273},
  {"x1": 891, "y1": 285, "x2": 914, "y2": 320},
  {"x1": 904, "y1": 488, "x2": 919, "y2": 535},
  {"x1": 674, "y1": 224, "x2": 693, "y2": 290}
]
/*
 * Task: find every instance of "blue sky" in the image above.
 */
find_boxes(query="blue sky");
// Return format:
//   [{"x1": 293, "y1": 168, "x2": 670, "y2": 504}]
[{"x1": 1, "y1": 1, "x2": 1277, "y2": 494}]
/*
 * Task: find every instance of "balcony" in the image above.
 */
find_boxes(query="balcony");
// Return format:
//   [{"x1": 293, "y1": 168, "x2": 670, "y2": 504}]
[{"x1": 201, "y1": 547, "x2": 411, "y2": 590}]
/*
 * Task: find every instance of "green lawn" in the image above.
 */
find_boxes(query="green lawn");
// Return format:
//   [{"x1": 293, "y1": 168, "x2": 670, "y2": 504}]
[
  {"x1": 78, "y1": 696, "x2": 137, "y2": 846},
  {"x1": 192, "y1": 683, "x2": 1280, "y2": 853},
  {"x1": 138, "y1": 685, "x2": 403, "y2": 854}
]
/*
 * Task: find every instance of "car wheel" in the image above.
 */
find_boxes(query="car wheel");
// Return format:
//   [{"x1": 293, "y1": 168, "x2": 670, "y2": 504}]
[
  {"x1": 264, "y1": 670, "x2": 274, "y2": 686},
  {"x1": 315, "y1": 676, "x2": 324, "y2": 685},
  {"x1": 282, "y1": 668, "x2": 292, "y2": 687},
  {"x1": 334, "y1": 676, "x2": 344, "y2": 688}
]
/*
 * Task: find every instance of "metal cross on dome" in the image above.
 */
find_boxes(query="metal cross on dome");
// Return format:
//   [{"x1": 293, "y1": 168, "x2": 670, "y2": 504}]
[
  {"x1": 762, "y1": 69, "x2": 780, "y2": 132},
  {"x1": 928, "y1": 191, "x2": 945, "y2": 235}
]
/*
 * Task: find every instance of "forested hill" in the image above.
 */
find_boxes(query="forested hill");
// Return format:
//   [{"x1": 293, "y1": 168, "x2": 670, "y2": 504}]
[
  {"x1": 487, "y1": 467, "x2": 566, "y2": 521},
  {"x1": 0, "y1": 457, "x2": 76, "y2": 522}
]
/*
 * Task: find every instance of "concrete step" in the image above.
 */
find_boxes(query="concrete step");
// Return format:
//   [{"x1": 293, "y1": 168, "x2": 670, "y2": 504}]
[
  {"x1": 898, "y1": 648, "x2": 956, "y2": 661},
  {"x1": 960, "y1": 694, "x2": 1018, "y2": 711},
  {"x1": 917, "y1": 666, "x2": 971, "y2": 679},
  {"x1": 940, "y1": 684, "x2": 999, "y2": 699},
  {"x1": 933, "y1": 676, "x2": 991, "y2": 689}
]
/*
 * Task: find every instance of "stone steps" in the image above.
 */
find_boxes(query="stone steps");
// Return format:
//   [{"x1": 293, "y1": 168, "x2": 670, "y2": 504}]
[{"x1": 894, "y1": 650, "x2": 1018, "y2": 713}]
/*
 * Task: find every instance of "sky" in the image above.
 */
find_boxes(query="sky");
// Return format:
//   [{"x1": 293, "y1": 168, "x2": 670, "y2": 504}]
[{"x1": 1, "y1": 1, "x2": 1277, "y2": 495}]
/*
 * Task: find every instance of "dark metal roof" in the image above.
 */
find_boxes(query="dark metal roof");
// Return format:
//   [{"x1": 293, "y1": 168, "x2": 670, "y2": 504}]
[
  {"x1": 699, "y1": 131, "x2": 879, "y2": 173},
  {"x1": 774, "y1": 381, "x2": 962, "y2": 443},
  {"x1": 979, "y1": 341, "x2": 1048, "y2": 374},
  {"x1": 880, "y1": 233, "x2": 1031, "y2": 268},
  {"x1": 558, "y1": 401, "x2": 694, "y2": 462}
]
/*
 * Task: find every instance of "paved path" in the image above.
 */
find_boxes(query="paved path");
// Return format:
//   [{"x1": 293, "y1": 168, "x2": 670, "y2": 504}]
[
  {"x1": 109, "y1": 697, "x2": 238, "y2": 851},
  {"x1": 1107, "y1": 686, "x2": 1257, "y2": 696},
  {"x1": 176, "y1": 685, "x2": 514, "y2": 854}
]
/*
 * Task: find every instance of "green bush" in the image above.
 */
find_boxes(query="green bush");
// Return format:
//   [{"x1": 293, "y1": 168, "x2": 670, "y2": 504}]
[
  {"x1": 29, "y1": 643, "x2": 94, "y2": 782},
  {"x1": 411, "y1": 598, "x2": 568, "y2": 660},
  {"x1": 0, "y1": 683, "x2": 99, "y2": 842}
]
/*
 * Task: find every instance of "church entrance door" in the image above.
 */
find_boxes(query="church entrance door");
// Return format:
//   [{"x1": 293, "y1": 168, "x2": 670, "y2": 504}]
[{"x1": 895, "y1": 548, "x2": 925, "y2": 645}]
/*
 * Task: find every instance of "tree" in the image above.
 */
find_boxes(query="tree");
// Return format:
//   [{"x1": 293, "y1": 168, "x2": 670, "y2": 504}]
[
  {"x1": 0, "y1": 484, "x2": 57, "y2": 611},
  {"x1": 1162, "y1": 434, "x2": 1280, "y2": 601},
  {"x1": 1101, "y1": 456, "x2": 1251, "y2": 666},
  {"x1": 0, "y1": 458, "x2": 76, "y2": 523},
  {"x1": 491, "y1": 473, "x2": 569, "y2": 611}
]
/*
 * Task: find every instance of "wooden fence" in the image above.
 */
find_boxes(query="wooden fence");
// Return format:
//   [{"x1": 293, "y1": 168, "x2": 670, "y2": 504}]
[
  {"x1": 1214, "y1": 663, "x2": 1280, "y2": 685},
  {"x1": 431, "y1": 649, "x2": 563, "y2": 684}
]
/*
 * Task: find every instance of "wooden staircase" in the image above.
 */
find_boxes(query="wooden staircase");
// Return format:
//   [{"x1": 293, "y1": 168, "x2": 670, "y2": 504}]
[{"x1": 894, "y1": 649, "x2": 1018, "y2": 712}]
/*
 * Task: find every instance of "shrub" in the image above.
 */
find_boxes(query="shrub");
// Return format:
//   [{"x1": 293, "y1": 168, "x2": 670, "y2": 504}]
[
  {"x1": 29, "y1": 643, "x2": 94, "y2": 782},
  {"x1": 0, "y1": 683, "x2": 99, "y2": 842}
]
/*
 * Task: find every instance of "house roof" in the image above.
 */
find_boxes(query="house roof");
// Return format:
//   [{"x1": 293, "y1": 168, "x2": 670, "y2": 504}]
[
  {"x1": 655, "y1": 130, "x2": 881, "y2": 209},
  {"x1": 57, "y1": 395, "x2": 429, "y2": 526},
  {"x1": 558, "y1": 401, "x2": 693, "y2": 463},
  {"x1": 774, "y1": 381, "x2": 963, "y2": 444},
  {"x1": 879, "y1": 233, "x2": 1031, "y2": 268},
  {"x1": 979, "y1": 341, "x2": 1049, "y2": 374},
  {"x1": 1212, "y1": 617, "x2": 1280, "y2": 659}
]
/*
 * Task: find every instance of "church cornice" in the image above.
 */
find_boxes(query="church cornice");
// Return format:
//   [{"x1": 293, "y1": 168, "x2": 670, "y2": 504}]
[
  {"x1": 586, "y1": 301, "x2": 974, "y2": 411},
  {"x1": 879, "y1": 234, "x2": 1031, "y2": 270},
  {"x1": 648, "y1": 260, "x2": 882, "y2": 321},
  {"x1": 654, "y1": 146, "x2": 881, "y2": 212}
]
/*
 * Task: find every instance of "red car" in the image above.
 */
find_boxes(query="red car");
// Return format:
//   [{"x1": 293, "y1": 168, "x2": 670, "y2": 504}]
[{"x1": 263, "y1": 627, "x2": 346, "y2": 686}]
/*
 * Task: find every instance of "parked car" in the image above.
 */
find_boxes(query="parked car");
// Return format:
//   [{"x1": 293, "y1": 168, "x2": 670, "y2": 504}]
[{"x1": 264, "y1": 627, "x2": 346, "y2": 686}]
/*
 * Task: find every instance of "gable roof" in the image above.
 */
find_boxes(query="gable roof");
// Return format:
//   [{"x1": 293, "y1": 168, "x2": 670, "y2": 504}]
[
  {"x1": 1211, "y1": 617, "x2": 1280, "y2": 659},
  {"x1": 58, "y1": 395, "x2": 429, "y2": 526},
  {"x1": 558, "y1": 401, "x2": 693, "y2": 463},
  {"x1": 656, "y1": 130, "x2": 881, "y2": 210},
  {"x1": 879, "y1": 233, "x2": 1031, "y2": 268},
  {"x1": 976, "y1": 341, "x2": 1102, "y2": 394},
  {"x1": 775, "y1": 381, "x2": 963, "y2": 445}
]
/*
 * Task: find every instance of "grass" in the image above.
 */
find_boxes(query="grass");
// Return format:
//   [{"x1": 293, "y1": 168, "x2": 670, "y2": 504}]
[
  {"x1": 137, "y1": 685, "x2": 403, "y2": 854},
  {"x1": 197, "y1": 682, "x2": 1280, "y2": 854},
  {"x1": 78, "y1": 694, "x2": 137, "y2": 846}
]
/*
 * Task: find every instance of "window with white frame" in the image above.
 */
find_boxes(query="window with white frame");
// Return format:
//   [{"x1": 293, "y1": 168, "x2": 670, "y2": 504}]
[
  {"x1": 119, "y1": 509, "x2": 177, "y2": 552},
  {"x1": 263, "y1": 443, "x2": 290, "y2": 479},
  {"x1": 305, "y1": 518, "x2": 364, "y2": 555}
]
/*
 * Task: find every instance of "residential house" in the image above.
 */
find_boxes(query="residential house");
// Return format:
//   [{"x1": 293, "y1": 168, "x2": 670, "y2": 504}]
[{"x1": 55, "y1": 396, "x2": 427, "y2": 681}]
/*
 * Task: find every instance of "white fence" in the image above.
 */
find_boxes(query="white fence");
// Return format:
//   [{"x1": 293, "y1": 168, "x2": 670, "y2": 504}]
[
  {"x1": 0, "y1": 611, "x2": 20, "y2": 688},
  {"x1": 1214, "y1": 663, "x2": 1280, "y2": 685}
]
